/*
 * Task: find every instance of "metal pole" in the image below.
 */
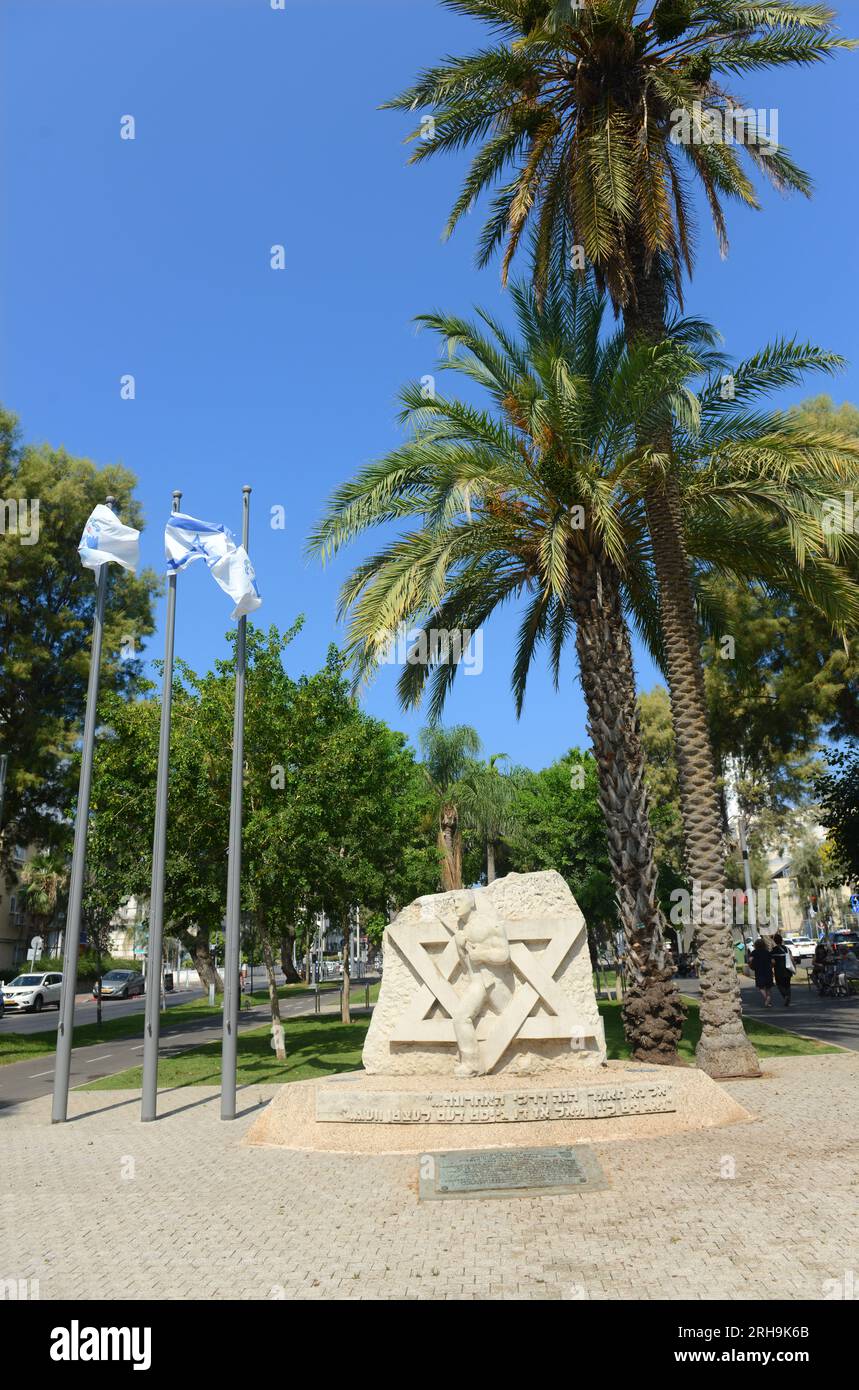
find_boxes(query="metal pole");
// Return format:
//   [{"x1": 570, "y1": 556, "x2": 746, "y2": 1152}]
[
  {"x1": 221, "y1": 486, "x2": 251, "y2": 1119},
  {"x1": 141, "y1": 489, "x2": 182, "y2": 1121},
  {"x1": 52, "y1": 496, "x2": 115, "y2": 1123}
]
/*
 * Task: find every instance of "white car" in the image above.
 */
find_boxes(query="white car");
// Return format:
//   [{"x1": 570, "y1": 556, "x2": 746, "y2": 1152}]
[
  {"x1": 782, "y1": 937, "x2": 816, "y2": 968},
  {"x1": 1, "y1": 971, "x2": 63, "y2": 1013}
]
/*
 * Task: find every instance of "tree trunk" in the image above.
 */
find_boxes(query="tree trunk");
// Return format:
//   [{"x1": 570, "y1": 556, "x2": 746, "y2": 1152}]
[
  {"x1": 261, "y1": 927, "x2": 285, "y2": 1061},
  {"x1": 182, "y1": 930, "x2": 224, "y2": 994},
  {"x1": 486, "y1": 839, "x2": 496, "y2": 884},
  {"x1": 571, "y1": 550, "x2": 685, "y2": 1063},
  {"x1": 280, "y1": 927, "x2": 300, "y2": 983},
  {"x1": 643, "y1": 478, "x2": 760, "y2": 1076},
  {"x1": 438, "y1": 807, "x2": 462, "y2": 890},
  {"x1": 340, "y1": 912, "x2": 351, "y2": 1024},
  {"x1": 94, "y1": 947, "x2": 103, "y2": 1029},
  {"x1": 624, "y1": 254, "x2": 760, "y2": 1080}
]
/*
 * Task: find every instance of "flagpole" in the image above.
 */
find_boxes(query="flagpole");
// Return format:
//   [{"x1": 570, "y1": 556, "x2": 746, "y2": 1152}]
[
  {"x1": 221, "y1": 485, "x2": 251, "y2": 1119},
  {"x1": 141, "y1": 489, "x2": 182, "y2": 1122},
  {"x1": 52, "y1": 495, "x2": 117, "y2": 1124}
]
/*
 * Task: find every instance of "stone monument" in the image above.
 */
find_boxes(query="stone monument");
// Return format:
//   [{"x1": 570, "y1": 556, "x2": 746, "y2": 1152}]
[
  {"x1": 244, "y1": 869, "x2": 754, "y2": 1155},
  {"x1": 362, "y1": 870, "x2": 606, "y2": 1076}
]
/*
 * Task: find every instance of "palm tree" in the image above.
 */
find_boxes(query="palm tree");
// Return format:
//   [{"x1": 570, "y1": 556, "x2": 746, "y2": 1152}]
[
  {"x1": 419, "y1": 723, "x2": 482, "y2": 888},
  {"x1": 386, "y1": 0, "x2": 856, "y2": 1073},
  {"x1": 18, "y1": 851, "x2": 68, "y2": 959},
  {"x1": 312, "y1": 277, "x2": 859, "y2": 1065},
  {"x1": 458, "y1": 752, "x2": 520, "y2": 881},
  {"x1": 386, "y1": 2, "x2": 850, "y2": 303}
]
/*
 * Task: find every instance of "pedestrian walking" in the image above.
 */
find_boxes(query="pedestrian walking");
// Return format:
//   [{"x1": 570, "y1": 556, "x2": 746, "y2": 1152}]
[
  {"x1": 749, "y1": 938, "x2": 773, "y2": 1008},
  {"x1": 770, "y1": 933, "x2": 795, "y2": 1007}
]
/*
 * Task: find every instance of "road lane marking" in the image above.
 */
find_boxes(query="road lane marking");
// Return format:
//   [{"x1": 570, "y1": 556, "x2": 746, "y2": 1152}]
[
  {"x1": 90, "y1": 1054, "x2": 113, "y2": 1061},
  {"x1": 30, "y1": 1070, "x2": 54, "y2": 1078}
]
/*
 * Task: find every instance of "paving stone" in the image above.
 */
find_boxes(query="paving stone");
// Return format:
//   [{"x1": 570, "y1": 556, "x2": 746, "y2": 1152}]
[{"x1": 0, "y1": 1052, "x2": 856, "y2": 1300}]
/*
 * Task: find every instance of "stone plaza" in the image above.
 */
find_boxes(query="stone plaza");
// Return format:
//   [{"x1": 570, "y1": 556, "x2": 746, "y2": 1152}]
[{"x1": 1, "y1": 1049, "x2": 856, "y2": 1301}]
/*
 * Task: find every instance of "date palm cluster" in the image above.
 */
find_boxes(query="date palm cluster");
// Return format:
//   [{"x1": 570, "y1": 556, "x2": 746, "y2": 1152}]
[{"x1": 312, "y1": 3, "x2": 858, "y2": 1072}]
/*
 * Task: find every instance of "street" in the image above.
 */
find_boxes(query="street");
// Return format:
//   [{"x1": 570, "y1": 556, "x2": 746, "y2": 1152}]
[
  {"x1": 0, "y1": 981, "x2": 209, "y2": 1035},
  {"x1": 0, "y1": 981, "x2": 372, "y2": 1109},
  {"x1": 681, "y1": 971, "x2": 859, "y2": 1051}
]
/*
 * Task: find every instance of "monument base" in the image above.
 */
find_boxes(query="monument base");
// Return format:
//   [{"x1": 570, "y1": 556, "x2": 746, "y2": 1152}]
[{"x1": 243, "y1": 1060, "x2": 753, "y2": 1156}]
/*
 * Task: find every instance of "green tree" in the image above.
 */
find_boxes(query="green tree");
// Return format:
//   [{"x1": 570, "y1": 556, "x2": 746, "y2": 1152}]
[
  {"x1": 312, "y1": 276, "x2": 859, "y2": 1066},
  {"x1": 506, "y1": 749, "x2": 616, "y2": 949},
  {"x1": 312, "y1": 279, "x2": 689, "y2": 1062},
  {"x1": 386, "y1": 1, "x2": 847, "y2": 300},
  {"x1": 638, "y1": 686, "x2": 686, "y2": 908},
  {"x1": 418, "y1": 724, "x2": 482, "y2": 890},
  {"x1": 457, "y1": 752, "x2": 520, "y2": 882},
  {"x1": 385, "y1": 0, "x2": 856, "y2": 1076},
  {"x1": 87, "y1": 626, "x2": 439, "y2": 1032},
  {"x1": 0, "y1": 407, "x2": 159, "y2": 858},
  {"x1": 18, "y1": 850, "x2": 68, "y2": 955},
  {"x1": 817, "y1": 746, "x2": 859, "y2": 884}
]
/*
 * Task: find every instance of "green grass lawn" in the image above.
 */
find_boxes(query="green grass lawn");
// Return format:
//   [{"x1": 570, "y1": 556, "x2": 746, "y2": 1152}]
[
  {"x1": 79, "y1": 996, "x2": 837, "y2": 1092},
  {"x1": 83, "y1": 1013, "x2": 371, "y2": 1090},
  {"x1": 0, "y1": 980, "x2": 378, "y2": 1067}
]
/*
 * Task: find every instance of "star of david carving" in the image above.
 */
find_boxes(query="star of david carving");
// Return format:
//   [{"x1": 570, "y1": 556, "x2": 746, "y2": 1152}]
[{"x1": 387, "y1": 915, "x2": 594, "y2": 1073}]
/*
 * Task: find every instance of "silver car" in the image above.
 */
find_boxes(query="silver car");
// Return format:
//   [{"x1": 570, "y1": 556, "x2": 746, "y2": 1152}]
[{"x1": 95, "y1": 969, "x2": 145, "y2": 1001}]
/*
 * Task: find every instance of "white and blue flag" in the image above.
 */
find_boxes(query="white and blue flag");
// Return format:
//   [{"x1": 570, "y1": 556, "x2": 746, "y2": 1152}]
[
  {"x1": 78, "y1": 504, "x2": 140, "y2": 574},
  {"x1": 164, "y1": 512, "x2": 262, "y2": 620},
  {"x1": 164, "y1": 513, "x2": 231, "y2": 573}
]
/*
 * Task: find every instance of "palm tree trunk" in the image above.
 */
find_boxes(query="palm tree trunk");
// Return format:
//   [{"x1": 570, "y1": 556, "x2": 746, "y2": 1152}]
[
  {"x1": 486, "y1": 839, "x2": 496, "y2": 884},
  {"x1": 438, "y1": 808, "x2": 462, "y2": 890},
  {"x1": 571, "y1": 551, "x2": 685, "y2": 1063},
  {"x1": 625, "y1": 257, "x2": 760, "y2": 1079},
  {"x1": 643, "y1": 478, "x2": 760, "y2": 1077}
]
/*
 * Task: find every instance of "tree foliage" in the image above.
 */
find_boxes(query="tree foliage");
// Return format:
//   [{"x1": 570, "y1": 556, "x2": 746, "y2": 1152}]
[
  {"x1": 0, "y1": 407, "x2": 159, "y2": 857},
  {"x1": 817, "y1": 746, "x2": 859, "y2": 883},
  {"x1": 506, "y1": 748, "x2": 615, "y2": 943},
  {"x1": 86, "y1": 625, "x2": 440, "y2": 994}
]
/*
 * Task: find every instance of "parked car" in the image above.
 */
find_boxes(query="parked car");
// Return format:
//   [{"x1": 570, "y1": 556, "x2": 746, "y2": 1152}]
[
  {"x1": 1, "y1": 971, "x2": 63, "y2": 1012},
  {"x1": 94, "y1": 969, "x2": 145, "y2": 1001},
  {"x1": 782, "y1": 936, "x2": 816, "y2": 968}
]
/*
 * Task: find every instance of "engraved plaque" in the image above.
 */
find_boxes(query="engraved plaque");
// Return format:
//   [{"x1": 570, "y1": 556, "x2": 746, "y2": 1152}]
[
  {"x1": 315, "y1": 1081, "x2": 676, "y2": 1124},
  {"x1": 419, "y1": 1144, "x2": 608, "y2": 1201}
]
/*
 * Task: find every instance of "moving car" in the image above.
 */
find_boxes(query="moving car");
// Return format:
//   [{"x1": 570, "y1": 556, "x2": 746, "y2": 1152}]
[
  {"x1": 94, "y1": 969, "x2": 145, "y2": 1001},
  {"x1": 1, "y1": 971, "x2": 63, "y2": 1012}
]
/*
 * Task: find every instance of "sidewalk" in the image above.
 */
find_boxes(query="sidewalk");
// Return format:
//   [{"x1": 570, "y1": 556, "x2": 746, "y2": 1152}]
[
  {"x1": 1, "y1": 1050, "x2": 857, "y2": 1300},
  {"x1": 681, "y1": 973, "x2": 859, "y2": 1052}
]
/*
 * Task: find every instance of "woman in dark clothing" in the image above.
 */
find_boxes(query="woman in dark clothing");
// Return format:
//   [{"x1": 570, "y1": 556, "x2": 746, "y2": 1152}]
[
  {"x1": 749, "y1": 939, "x2": 773, "y2": 1008},
  {"x1": 770, "y1": 932, "x2": 794, "y2": 1007}
]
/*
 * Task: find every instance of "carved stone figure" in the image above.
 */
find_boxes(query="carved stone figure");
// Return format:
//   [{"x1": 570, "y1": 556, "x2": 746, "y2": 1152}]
[{"x1": 363, "y1": 870, "x2": 607, "y2": 1076}]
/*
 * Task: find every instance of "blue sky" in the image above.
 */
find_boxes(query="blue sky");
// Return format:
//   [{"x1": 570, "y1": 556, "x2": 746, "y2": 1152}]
[{"x1": 3, "y1": 0, "x2": 858, "y2": 770}]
